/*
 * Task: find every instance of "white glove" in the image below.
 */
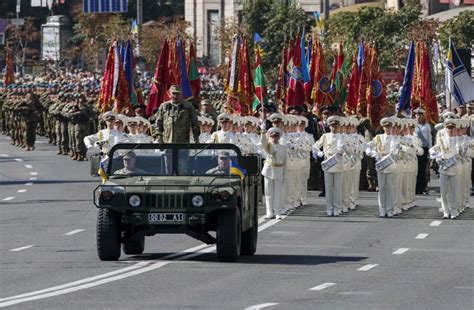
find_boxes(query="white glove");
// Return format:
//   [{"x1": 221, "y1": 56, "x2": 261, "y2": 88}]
[
  {"x1": 260, "y1": 122, "x2": 266, "y2": 130},
  {"x1": 317, "y1": 151, "x2": 324, "y2": 158}
]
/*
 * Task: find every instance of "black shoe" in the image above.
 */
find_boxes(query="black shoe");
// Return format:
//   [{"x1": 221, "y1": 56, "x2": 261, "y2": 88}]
[{"x1": 318, "y1": 192, "x2": 325, "y2": 197}]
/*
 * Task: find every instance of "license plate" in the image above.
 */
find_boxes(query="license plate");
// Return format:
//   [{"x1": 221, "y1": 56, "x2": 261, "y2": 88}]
[{"x1": 148, "y1": 213, "x2": 184, "y2": 223}]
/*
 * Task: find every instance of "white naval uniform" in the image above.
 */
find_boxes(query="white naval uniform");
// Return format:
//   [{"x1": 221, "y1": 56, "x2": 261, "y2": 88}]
[
  {"x1": 297, "y1": 131, "x2": 315, "y2": 205},
  {"x1": 261, "y1": 133, "x2": 287, "y2": 218},
  {"x1": 349, "y1": 133, "x2": 366, "y2": 209},
  {"x1": 211, "y1": 130, "x2": 236, "y2": 144},
  {"x1": 313, "y1": 132, "x2": 344, "y2": 216},
  {"x1": 367, "y1": 133, "x2": 399, "y2": 217},
  {"x1": 84, "y1": 128, "x2": 129, "y2": 155},
  {"x1": 430, "y1": 135, "x2": 463, "y2": 218}
]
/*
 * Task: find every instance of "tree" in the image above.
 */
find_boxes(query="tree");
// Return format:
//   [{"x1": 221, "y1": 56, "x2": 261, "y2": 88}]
[
  {"x1": 5, "y1": 17, "x2": 41, "y2": 72},
  {"x1": 439, "y1": 10, "x2": 474, "y2": 50}
]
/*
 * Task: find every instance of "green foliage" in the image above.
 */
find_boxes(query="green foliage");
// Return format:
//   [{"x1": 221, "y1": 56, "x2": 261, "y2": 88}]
[
  {"x1": 439, "y1": 10, "x2": 474, "y2": 50},
  {"x1": 325, "y1": 4, "x2": 422, "y2": 70}
]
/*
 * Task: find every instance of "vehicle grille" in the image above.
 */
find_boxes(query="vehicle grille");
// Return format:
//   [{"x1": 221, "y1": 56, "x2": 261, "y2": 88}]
[{"x1": 144, "y1": 193, "x2": 187, "y2": 209}]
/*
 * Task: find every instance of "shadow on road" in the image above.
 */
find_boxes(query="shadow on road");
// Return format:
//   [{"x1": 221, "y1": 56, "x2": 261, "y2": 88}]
[
  {"x1": 130, "y1": 253, "x2": 368, "y2": 265},
  {"x1": 0, "y1": 180, "x2": 97, "y2": 185}
]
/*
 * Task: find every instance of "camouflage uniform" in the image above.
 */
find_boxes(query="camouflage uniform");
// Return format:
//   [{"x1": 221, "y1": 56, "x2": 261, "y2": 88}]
[{"x1": 155, "y1": 100, "x2": 200, "y2": 144}]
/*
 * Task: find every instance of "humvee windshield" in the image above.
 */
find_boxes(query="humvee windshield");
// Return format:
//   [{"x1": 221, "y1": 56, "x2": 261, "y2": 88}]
[{"x1": 108, "y1": 145, "x2": 241, "y2": 177}]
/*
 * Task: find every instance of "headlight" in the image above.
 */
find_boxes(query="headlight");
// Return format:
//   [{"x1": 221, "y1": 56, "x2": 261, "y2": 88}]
[
  {"x1": 129, "y1": 195, "x2": 141, "y2": 207},
  {"x1": 191, "y1": 195, "x2": 204, "y2": 207}
]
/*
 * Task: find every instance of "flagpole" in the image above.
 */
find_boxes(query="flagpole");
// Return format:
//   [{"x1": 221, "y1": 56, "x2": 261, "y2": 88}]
[{"x1": 136, "y1": 0, "x2": 143, "y2": 57}]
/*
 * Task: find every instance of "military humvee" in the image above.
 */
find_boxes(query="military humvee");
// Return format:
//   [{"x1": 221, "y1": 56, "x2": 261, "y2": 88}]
[{"x1": 90, "y1": 143, "x2": 261, "y2": 262}]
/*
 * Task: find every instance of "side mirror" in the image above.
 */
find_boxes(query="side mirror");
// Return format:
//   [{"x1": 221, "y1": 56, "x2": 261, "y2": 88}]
[
  {"x1": 242, "y1": 155, "x2": 261, "y2": 175},
  {"x1": 90, "y1": 155, "x2": 100, "y2": 177}
]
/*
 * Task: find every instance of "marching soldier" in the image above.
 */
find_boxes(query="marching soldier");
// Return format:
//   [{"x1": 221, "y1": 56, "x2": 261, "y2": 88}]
[
  {"x1": 260, "y1": 127, "x2": 287, "y2": 220},
  {"x1": 211, "y1": 113, "x2": 235, "y2": 143},
  {"x1": 313, "y1": 116, "x2": 346, "y2": 216},
  {"x1": 414, "y1": 108, "x2": 432, "y2": 194}
]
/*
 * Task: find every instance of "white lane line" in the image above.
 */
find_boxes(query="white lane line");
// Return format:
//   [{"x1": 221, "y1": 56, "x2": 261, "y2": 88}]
[
  {"x1": 0, "y1": 262, "x2": 152, "y2": 303},
  {"x1": 9, "y1": 245, "x2": 35, "y2": 252},
  {"x1": 415, "y1": 234, "x2": 429, "y2": 240},
  {"x1": 0, "y1": 154, "x2": 8, "y2": 157},
  {"x1": 24, "y1": 164, "x2": 33, "y2": 169},
  {"x1": 392, "y1": 248, "x2": 409, "y2": 255},
  {"x1": 14, "y1": 158, "x2": 23, "y2": 162},
  {"x1": 0, "y1": 213, "x2": 285, "y2": 307},
  {"x1": 244, "y1": 303, "x2": 279, "y2": 310},
  {"x1": 29, "y1": 177, "x2": 37, "y2": 180},
  {"x1": 430, "y1": 220, "x2": 442, "y2": 227},
  {"x1": 63, "y1": 229, "x2": 84, "y2": 236},
  {"x1": 30, "y1": 172, "x2": 38, "y2": 176},
  {"x1": 309, "y1": 282, "x2": 337, "y2": 291},
  {"x1": 357, "y1": 264, "x2": 379, "y2": 271},
  {"x1": 17, "y1": 189, "x2": 27, "y2": 193},
  {"x1": 2, "y1": 197, "x2": 15, "y2": 201},
  {"x1": 436, "y1": 198, "x2": 442, "y2": 202},
  {"x1": 25, "y1": 182, "x2": 33, "y2": 186}
]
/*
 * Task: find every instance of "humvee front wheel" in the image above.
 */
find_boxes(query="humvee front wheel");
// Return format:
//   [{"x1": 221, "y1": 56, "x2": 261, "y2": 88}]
[
  {"x1": 123, "y1": 236, "x2": 145, "y2": 255},
  {"x1": 216, "y1": 208, "x2": 241, "y2": 262},
  {"x1": 241, "y1": 210, "x2": 258, "y2": 256},
  {"x1": 97, "y1": 208, "x2": 121, "y2": 261}
]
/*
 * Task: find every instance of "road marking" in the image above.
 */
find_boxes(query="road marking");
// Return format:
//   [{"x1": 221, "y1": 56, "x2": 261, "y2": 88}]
[
  {"x1": 0, "y1": 154, "x2": 8, "y2": 157},
  {"x1": 0, "y1": 213, "x2": 285, "y2": 307},
  {"x1": 392, "y1": 248, "x2": 409, "y2": 255},
  {"x1": 29, "y1": 177, "x2": 37, "y2": 180},
  {"x1": 30, "y1": 172, "x2": 38, "y2": 176},
  {"x1": 17, "y1": 189, "x2": 27, "y2": 193},
  {"x1": 309, "y1": 283, "x2": 337, "y2": 291},
  {"x1": 2, "y1": 197, "x2": 15, "y2": 201},
  {"x1": 24, "y1": 164, "x2": 33, "y2": 169},
  {"x1": 357, "y1": 264, "x2": 378, "y2": 271},
  {"x1": 244, "y1": 303, "x2": 279, "y2": 310},
  {"x1": 415, "y1": 234, "x2": 428, "y2": 239},
  {"x1": 63, "y1": 229, "x2": 84, "y2": 236},
  {"x1": 14, "y1": 158, "x2": 23, "y2": 162},
  {"x1": 25, "y1": 182, "x2": 33, "y2": 186},
  {"x1": 430, "y1": 221, "x2": 442, "y2": 227},
  {"x1": 9, "y1": 245, "x2": 35, "y2": 252}
]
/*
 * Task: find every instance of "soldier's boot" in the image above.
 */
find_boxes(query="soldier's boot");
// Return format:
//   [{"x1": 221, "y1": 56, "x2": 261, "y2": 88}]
[
  {"x1": 70, "y1": 150, "x2": 76, "y2": 158},
  {"x1": 57, "y1": 147, "x2": 63, "y2": 155},
  {"x1": 62, "y1": 148, "x2": 70, "y2": 156},
  {"x1": 26, "y1": 146, "x2": 32, "y2": 151},
  {"x1": 77, "y1": 154, "x2": 85, "y2": 161},
  {"x1": 73, "y1": 153, "x2": 79, "y2": 160}
]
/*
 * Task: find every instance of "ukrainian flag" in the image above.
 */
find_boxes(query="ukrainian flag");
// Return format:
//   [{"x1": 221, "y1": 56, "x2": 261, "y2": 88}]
[
  {"x1": 98, "y1": 160, "x2": 108, "y2": 184},
  {"x1": 230, "y1": 161, "x2": 247, "y2": 180}
]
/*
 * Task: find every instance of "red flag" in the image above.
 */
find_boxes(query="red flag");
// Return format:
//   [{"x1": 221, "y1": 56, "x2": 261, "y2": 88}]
[
  {"x1": 188, "y1": 42, "x2": 201, "y2": 98},
  {"x1": 3, "y1": 47, "x2": 15, "y2": 85},
  {"x1": 286, "y1": 34, "x2": 305, "y2": 109},
  {"x1": 356, "y1": 44, "x2": 371, "y2": 117},
  {"x1": 98, "y1": 46, "x2": 115, "y2": 112},
  {"x1": 146, "y1": 40, "x2": 170, "y2": 117},
  {"x1": 311, "y1": 41, "x2": 332, "y2": 114},
  {"x1": 238, "y1": 37, "x2": 255, "y2": 115},
  {"x1": 419, "y1": 42, "x2": 439, "y2": 124},
  {"x1": 345, "y1": 56, "x2": 359, "y2": 116},
  {"x1": 366, "y1": 48, "x2": 386, "y2": 131},
  {"x1": 410, "y1": 42, "x2": 422, "y2": 112},
  {"x1": 276, "y1": 44, "x2": 288, "y2": 108}
]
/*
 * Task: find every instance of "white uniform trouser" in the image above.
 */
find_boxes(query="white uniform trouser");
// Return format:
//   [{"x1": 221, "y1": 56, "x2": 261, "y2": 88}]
[
  {"x1": 351, "y1": 166, "x2": 361, "y2": 207},
  {"x1": 440, "y1": 173, "x2": 459, "y2": 217},
  {"x1": 377, "y1": 172, "x2": 396, "y2": 216},
  {"x1": 300, "y1": 161, "x2": 310, "y2": 204},
  {"x1": 342, "y1": 170, "x2": 352, "y2": 212},
  {"x1": 324, "y1": 172, "x2": 342, "y2": 215},
  {"x1": 394, "y1": 172, "x2": 403, "y2": 214},
  {"x1": 264, "y1": 177, "x2": 284, "y2": 216},
  {"x1": 401, "y1": 172, "x2": 410, "y2": 210}
]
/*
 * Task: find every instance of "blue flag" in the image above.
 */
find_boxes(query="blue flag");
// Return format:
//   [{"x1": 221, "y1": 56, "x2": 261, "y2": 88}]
[
  {"x1": 123, "y1": 41, "x2": 134, "y2": 104},
  {"x1": 446, "y1": 39, "x2": 474, "y2": 108},
  {"x1": 357, "y1": 42, "x2": 365, "y2": 78},
  {"x1": 300, "y1": 31, "x2": 310, "y2": 83},
  {"x1": 177, "y1": 39, "x2": 193, "y2": 99},
  {"x1": 398, "y1": 41, "x2": 415, "y2": 114},
  {"x1": 254, "y1": 32, "x2": 262, "y2": 44}
]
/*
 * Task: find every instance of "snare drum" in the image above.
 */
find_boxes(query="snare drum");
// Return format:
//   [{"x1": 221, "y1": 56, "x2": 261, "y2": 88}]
[
  {"x1": 322, "y1": 154, "x2": 341, "y2": 171},
  {"x1": 375, "y1": 154, "x2": 395, "y2": 172}
]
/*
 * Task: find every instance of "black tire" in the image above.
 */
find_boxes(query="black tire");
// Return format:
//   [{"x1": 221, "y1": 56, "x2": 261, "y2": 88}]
[
  {"x1": 97, "y1": 208, "x2": 121, "y2": 261},
  {"x1": 216, "y1": 208, "x2": 241, "y2": 262},
  {"x1": 123, "y1": 236, "x2": 145, "y2": 255},
  {"x1": 241, "y1": 210, "x2": 258, "y2": 256}
]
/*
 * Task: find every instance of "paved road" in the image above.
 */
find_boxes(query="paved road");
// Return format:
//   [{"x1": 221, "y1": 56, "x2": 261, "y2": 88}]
[{"x1": 1, "y1": 135, "x2": 473, "y2": 309}]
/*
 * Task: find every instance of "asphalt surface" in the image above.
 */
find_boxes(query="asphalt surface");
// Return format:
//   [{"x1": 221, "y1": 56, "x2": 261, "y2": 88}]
[{"x1": 1, "y1": 134, "x2": 473, "y2": 310}]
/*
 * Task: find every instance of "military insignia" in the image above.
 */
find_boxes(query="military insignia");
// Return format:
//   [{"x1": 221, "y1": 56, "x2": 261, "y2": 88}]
[
  {"x1": 319, "y1": 76, "x2": 334, "y2": 94},
  {"x1": 371, "y1": 80, "x2": 383, "y2": 98}
]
